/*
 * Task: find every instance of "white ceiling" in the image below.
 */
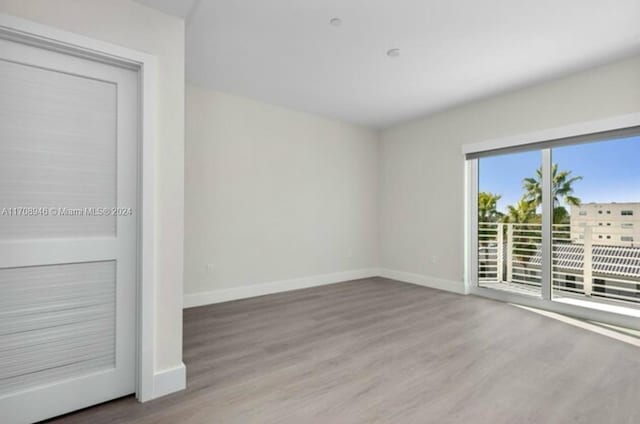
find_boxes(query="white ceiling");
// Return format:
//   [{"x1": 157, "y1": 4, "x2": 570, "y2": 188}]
[{"x1": 136, "y1": 0, "x2": 640, "y2": 129}]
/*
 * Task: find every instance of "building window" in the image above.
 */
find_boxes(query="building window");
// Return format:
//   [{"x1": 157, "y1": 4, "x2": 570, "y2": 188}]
[
  {"x1": 622, "y1": 223, "x2": 634, "y2": 228},
  {"x1": 621, "y1": 210, "x2": 634, "y2": 216},
  {"x1": 598, "y1": 222, "x2": 603, "y2": 226},
  {"x1": 606, "y1": 235, "x2": 611, "y2": 239},
  {"x1": 598, "y1": 210, "x2": 603, "y2": 214},
  {"x1": 606, "y1": 210, "x2": 611, "y2": 214},
  {"x1": 579, "y1": 211, "x2": 587, "y2": 216},
  {"x1": 621, "y1": 236, "x2": 634, "y2": 242},
  {"x1": 598, "y1": 235, "x2": 603, "y2": 239}
]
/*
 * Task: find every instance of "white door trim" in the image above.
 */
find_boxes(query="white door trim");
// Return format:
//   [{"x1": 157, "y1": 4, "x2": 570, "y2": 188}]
[{"x1": 0, "y1": 13, "x2": 158, "y2": 402}]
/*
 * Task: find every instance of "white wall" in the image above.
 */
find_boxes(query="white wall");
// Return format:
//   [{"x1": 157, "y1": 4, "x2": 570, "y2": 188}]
[
  {"x1": 184, "y1": 84, "x2": 379, "y2": 304},
  {"x1": 380, "y1": 55, "x2": 640, "y2": 290},
  {"x1": 0, "y1": 0, "x2": 185, "y2": 373}
]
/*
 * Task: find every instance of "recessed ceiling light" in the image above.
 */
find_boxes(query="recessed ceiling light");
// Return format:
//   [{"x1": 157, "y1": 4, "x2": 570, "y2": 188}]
[
  {"x1": 329, "y1": 17, "x2": 342, "y2": 27},
  {"x1": 386, "y1": 48, "x2": 400, "y2": 58}
]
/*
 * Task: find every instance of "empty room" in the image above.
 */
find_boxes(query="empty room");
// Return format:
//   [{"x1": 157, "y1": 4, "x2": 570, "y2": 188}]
[{"x1": 1, "y1": 0, "x2": 640, "y2": 423}]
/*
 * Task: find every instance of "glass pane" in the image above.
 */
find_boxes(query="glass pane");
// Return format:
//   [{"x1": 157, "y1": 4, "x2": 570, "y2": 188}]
[
  {"x1": 478, "y1": 150, "x2": 542, "y2": 297},
  {"x1": 552, "y1": 136, "x2": 640, "y2": 308}
]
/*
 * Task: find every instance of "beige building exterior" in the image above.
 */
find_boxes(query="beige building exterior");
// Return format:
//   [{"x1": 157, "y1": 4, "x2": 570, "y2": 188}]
[{"x1": 570, "y1": 203, "x2": 640, "y2": 247}]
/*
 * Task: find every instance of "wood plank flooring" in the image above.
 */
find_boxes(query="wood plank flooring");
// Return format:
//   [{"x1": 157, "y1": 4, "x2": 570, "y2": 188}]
[{"x1": 45, "y1": 277, "x2": 640, "y2": 423}]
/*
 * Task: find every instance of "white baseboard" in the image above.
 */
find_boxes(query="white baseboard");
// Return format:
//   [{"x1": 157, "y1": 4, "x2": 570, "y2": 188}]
[
  {"x1": 379, "y1": 268, "x2": 467, "y2": 295},
  {"x1": 184, "y1": 268, "x2": 380, "y2": 308},
  {"x1": 152, "y1": 362, "x2": 186, "y2": 399}
]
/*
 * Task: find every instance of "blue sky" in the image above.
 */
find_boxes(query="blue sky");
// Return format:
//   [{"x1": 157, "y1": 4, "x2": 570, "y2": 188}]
[{"x1": 479, "y1": 135, "x2": 640, "y2": 213}]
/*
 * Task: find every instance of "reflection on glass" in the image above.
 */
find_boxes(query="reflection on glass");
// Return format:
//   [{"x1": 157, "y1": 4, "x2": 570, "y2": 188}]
[
  {"x1": 552, "y1": 136, "x2": 640, "y2": 308},
  {"x1": 477, "y1": 151, "x2": 542, "y2": 297}
]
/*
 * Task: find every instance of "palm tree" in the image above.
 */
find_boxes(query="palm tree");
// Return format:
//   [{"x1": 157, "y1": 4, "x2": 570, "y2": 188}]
[
  {"x1": 523, "y1": 163, "x2": 582, "y2": 209},
  {"x1": 502, "y1": 198, "x2": 539, "y2": 263},
  {"x1": 478, "y1": 192, "x2": 503, "y2": 222},
  {"x1": 503, "y1": 198, "x2": 538, "y2": 224},
  {"x1": 553, "y1": 206, "x2": 570, "y2": 225}
]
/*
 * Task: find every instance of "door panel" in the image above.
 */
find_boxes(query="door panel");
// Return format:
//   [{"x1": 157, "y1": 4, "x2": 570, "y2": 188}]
[
  {"x1": 0, "y1": 36, "x2": 138, "y2": 424},
  {"x1": 0, "y1": 261, "x2": 116, "y2": 396},
  {"x1": 0, "y1": 59, "x2": 117, "y2": 239}
]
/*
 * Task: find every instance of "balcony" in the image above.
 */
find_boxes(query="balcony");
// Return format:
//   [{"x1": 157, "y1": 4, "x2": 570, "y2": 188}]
[{"x1": 478, "y1": 222, "x2": 640, "y2": 305}]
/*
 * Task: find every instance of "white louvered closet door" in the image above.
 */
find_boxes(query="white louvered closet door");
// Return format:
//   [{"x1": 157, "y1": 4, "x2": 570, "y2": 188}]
[{"x1": 0, "y1": 36, "x2": 138, "y2": 424}]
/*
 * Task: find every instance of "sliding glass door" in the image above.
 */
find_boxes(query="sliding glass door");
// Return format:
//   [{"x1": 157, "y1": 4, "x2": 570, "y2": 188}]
[
  {"x1": 471, "y1": 130, "x2": 640, "y2": 323},
  {"x1": 551, "y1": 137, "x2": 640, "y2": 307}
]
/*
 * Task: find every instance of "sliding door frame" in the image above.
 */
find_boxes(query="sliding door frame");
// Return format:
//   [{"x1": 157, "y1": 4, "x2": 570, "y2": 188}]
[{"x1": 464, "y1": 114, "x2": 640, "y2": 331}]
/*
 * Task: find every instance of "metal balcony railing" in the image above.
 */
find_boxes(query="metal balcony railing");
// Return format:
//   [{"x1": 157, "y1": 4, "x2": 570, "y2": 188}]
[{"x1": 478, "y1": 222, "x2": 640, "y2": 305}]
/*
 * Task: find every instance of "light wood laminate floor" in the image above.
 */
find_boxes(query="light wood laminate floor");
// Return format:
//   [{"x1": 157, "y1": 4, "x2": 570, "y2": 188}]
[{"x1": 46, "y1": 277, "x2": 640, "y2": 423}]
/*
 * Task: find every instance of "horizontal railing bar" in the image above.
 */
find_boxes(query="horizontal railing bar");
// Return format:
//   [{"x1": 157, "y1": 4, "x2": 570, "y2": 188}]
[
  {"x1": 553, "y1": 273, "x2": 583, "y2": 284},
  {"x1": 510, "y1": 279, "x2": 542, "y2": 287},
  {"x1": 510, "y1": 276, "x2": 542, "y2": 283},
  {"x1": 512, "y1": 273, "x2": 542, "y2": 281},
  {"x1": 593, "y1": 284, "x2": 640, "y2": 294},
  {"x1": 553, "y1": 287, "x2": 585, "y2": 294},
  {"x1": 512, "y1": 267, "x2": 541, "y2": 274},
  {"x1": 512, "y1": 273, "x2": 540, "y2": 278},
  {"x1": 592, "y1": 277, "x2": 640, "y2": 285},
  {"x1": 553, "y1": 282, "x2": 585, "y2": 288},
  {"x1": 553, "y1": 280, "x2": 585, "y2": 288},
  {"x1": 553, "y1": 280, "x2": 584, "y2": 286}
]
